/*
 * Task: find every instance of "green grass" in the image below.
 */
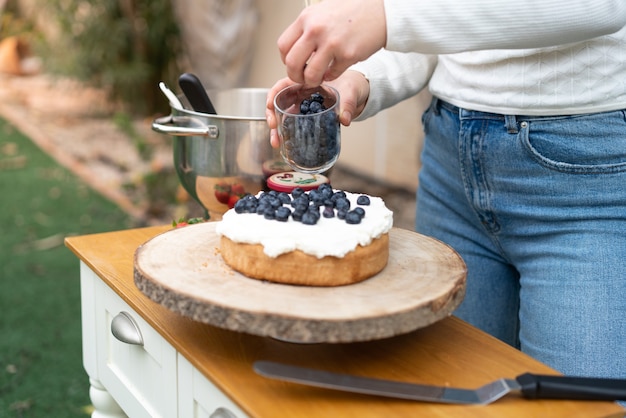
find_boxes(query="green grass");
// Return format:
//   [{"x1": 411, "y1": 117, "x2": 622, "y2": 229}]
[{"x1": 0, "y1": 118, "x2": 134, "y2": 417}]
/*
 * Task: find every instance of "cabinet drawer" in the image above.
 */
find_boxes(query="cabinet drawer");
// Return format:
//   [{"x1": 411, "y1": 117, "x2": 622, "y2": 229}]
[
  {"x1": 94, "y1": 277, "x2": 177, "y2": 418},
  {"x1": 178, "y1": 355, "x2": 248, "y2": 418}
]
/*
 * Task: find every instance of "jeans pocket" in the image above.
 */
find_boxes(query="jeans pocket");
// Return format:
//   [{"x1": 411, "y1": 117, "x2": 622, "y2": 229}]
[
  {"x1": 519, "y1": 110, "x2": 626, "y2": 174},
  {"x1": 421, "y1": 97, "x2": 438, "y2": 133}
]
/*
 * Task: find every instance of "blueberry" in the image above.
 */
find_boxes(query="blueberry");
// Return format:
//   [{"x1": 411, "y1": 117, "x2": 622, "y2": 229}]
[
  {"x1": 292, "y1": 193, "x2": 306, "y2": 202},
  {"x1": 292, "y1": 195, "x2": 310, "y2": 210},
  {"x1": 310, "y1": 92, "x2": 324, "y2": 104},
  {"x1": 291, "y1": 187, "x2": 305, "y2": 198},
  {"x1": 309, "y1": 101, "x2": 323, "y2": 114},
  {"x1": 318, "y1": 183, "x2": 332, "y2": 193},
  {"x1": 300, "y1": 99, "x2": 311, "y2": 114},
  {"x1": 356, "y1": 195, "x2": 370, "y2": 205},
  {"x1": 354, "y1": 207, "x2": 366, "y2": 218},
  {"x1": 275, "y1": 206, "x2": 291, "y2": 222},
  {"x1": 322, "y1": 206, "x2": 335, "y2": 218},
  {"x1": 335, "y1": 197, "x2": 351, "y2": 211},
  {"x1": 322, "y1": 111, "x2": 337, "y2": 133},
  {"x1": 256, "y1": 202, "x2": 268, "y2": 215},
  {"x1": 301, "y1": 211, "x2": 319, "y2": 225},
  {"x1": 278, "y1": 192, "x2": 291, "y2": 205},
  {"x1": 263, "y1": 207, "x2": 276, "y2": 220},
  {"x1": 257, "y1": 196, "x2": 269, "y2": 207},
  {"x1": 292, "y1": 209, "x2": 304, "y2": 222},
  {"x1": 245, "y1": 201, "x2": 259, "y2": 213},
  {"x1": 236, "y1": 197, "x2": 255, "y2": 213},
  {"x1": 337, "y1": 209, "x2": 347, "y2": 220},
  {"x1": 295, "y1": 202, "x2": 310, "y2": 213},
  {"x1": 306, "y1": 206, "x2": 320, "y2": 218},
  {"x1": 345, "y1": 210, "x2": 362, "y2": 224},
  {"x1": 267, "y1": 196, "x2": 283, "y2": 209},
  {"x1": 331, "y1": 191, "x2": 346, "y2": 202},
  {"x1": 234, "y1": 198, "x2": 247, "y2": 213},
  {"x1": 309, "y1": 189, "x2": 326, "y2": 205},
  {"x1": 318, "y1": 185, "x2": 333, "y2": 200}
]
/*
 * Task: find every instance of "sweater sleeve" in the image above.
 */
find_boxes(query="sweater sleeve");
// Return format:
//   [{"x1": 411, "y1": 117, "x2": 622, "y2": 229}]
[
  {"x1": 384, "y1": 0, "x2": 626, "y2": 54},
  {"x1": 349, "y1": 50, "x2": 437, "y2": 120}
]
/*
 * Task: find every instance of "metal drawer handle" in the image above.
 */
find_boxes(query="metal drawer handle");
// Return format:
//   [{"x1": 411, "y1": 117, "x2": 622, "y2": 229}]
[
  {"x1": 210, "y1": 407, "x2": 238, "y2": 418},
  {"x1": 111, "y1": 311, "x2": 144, "y2": 346}
]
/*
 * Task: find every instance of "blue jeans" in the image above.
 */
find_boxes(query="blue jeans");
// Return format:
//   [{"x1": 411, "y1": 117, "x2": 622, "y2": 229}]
[{"x1": 416, "y1": 98, "x2": 626, "y2": 383}]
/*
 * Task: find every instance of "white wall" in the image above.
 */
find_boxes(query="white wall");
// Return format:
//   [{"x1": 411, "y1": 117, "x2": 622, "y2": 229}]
[{"x1": 246, "y1": 0, "x2": 426, "y2": 191}]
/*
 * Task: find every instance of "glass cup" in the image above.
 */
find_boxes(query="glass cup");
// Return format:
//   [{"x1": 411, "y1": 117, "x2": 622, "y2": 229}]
[{"x1": 274, "y1": 84, "x2": 341, "y2": 174}]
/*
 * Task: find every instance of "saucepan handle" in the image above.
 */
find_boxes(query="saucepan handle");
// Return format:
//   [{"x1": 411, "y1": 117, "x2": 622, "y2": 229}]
[
  {"x1": 151, "y1": 114, "x2": 219, "y2": 138},
  {"x1": 517, "y1": 373, "x2": 626, "y2": 401}
]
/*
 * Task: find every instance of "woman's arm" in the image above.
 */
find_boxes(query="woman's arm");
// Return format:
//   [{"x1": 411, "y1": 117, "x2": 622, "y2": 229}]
[
  {"x1": 277, "y1": 0, "x2": 626, "y2": 87},
  {"x1": 349, "y1": 50, "x2": 437, "y2": 120},
  {"x1": 385, "y1": 0, "x2": 626, "y2": 53}
]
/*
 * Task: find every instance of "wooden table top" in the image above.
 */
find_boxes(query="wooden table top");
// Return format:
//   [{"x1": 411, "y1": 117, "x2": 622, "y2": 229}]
[{"x1": 66, "y1": 225, "x2": 625, "y2": 418}]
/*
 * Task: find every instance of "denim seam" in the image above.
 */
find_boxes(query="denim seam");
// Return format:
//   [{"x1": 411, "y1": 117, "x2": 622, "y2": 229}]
[{"x1": 459, "y1": 119, "x2": 505, "y2": 240}]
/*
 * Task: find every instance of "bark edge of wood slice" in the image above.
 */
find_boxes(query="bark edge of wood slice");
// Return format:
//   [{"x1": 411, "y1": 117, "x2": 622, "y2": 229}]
[{"x1": 134, "y1": 222, "x2": 467, "y2": 343}]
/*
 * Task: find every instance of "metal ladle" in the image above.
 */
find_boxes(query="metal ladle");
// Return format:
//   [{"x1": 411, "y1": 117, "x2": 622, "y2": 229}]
[{"x1": 159, "y1": 81, "x2": 184, "y2": 110}]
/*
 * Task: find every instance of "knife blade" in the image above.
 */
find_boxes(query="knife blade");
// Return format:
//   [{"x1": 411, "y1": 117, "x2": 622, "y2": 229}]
[{"x1": 253, "y1": 360, "x2": 626, "y2": 405}]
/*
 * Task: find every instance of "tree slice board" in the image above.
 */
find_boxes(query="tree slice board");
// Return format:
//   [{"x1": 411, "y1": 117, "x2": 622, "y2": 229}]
[{"x1": 134, "y1": 222, "x2": 466, "y2": 343}]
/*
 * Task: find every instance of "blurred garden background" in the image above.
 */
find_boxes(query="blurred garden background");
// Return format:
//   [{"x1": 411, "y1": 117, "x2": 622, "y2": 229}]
[
  {"x1": 1, "y1": 1, "x2": 247, "y2": 416},
  {"x1": 1, "y1": 2, "x2": 183, "y2": 415},
  {"x1": 0, "y1": 1, "x2": 417, "y2": 416}
]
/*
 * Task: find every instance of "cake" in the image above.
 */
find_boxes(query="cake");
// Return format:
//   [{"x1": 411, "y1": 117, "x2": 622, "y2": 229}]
[{"x1": 215, "y1": 184, "x2": 393, "y2": 286}]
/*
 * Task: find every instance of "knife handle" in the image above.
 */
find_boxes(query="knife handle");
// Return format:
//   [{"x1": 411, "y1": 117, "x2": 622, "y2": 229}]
[
  {"x1": 178, "y1": 73, "x2": 217, "y2": 114},
  {"x1": 517, "y1": 373, "x2": 626, "y2": 401}
]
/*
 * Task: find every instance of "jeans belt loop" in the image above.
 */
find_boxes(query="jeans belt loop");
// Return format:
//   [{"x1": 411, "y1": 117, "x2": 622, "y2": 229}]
[
  {"x1": 432, "y1": 97, "x2": 441, "y2": 115},
  {"x1": 504, "y1": 115, "x2": 519, "y2": 134}
]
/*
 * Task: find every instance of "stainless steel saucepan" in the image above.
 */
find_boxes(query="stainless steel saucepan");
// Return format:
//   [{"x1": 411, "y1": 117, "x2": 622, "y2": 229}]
[{"x1": 152, "y1": 88, "x2": 287, "y2": 220}]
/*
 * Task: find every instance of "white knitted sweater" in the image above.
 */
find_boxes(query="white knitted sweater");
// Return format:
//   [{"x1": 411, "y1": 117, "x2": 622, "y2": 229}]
[{"x1": 351, "y1": 0, "x2": 626, "y2": 118}]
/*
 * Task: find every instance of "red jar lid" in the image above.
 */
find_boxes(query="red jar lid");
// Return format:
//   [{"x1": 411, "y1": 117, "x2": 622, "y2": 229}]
[{"x1": 267, "y1": 172, "x2": 330, "y2": 193}]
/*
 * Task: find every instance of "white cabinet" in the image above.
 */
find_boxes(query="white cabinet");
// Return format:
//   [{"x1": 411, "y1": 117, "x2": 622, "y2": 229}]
[
  {"x1": 80, "y1": 262, "x2": 247, "y2": 418},
  {"x1": 178, "y1": 355, "x2": 246, "y2": 418}
]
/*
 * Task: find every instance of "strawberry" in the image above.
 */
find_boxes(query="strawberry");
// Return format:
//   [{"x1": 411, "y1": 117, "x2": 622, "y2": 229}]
[
  {"x1": 172, "y1": 217, "x2": 188, "y2": 228},
  {"x1": 172, "y1": 217, "x2": 205, "y2": 228},
  {"x1": 214, "y1": 183, "x2": 231, "y2": 204},
  {"x1": 230, "y1": 183, "x2": 245, "y2": 196},
  {"x1": 227, "y1": 194, "x2": 240, "y2": 209}
]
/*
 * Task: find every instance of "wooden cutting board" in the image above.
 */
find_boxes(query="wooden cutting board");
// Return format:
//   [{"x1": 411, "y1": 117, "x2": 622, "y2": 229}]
[{"x1": 134, "y1": 222, "x2": 466, "y2": 343}]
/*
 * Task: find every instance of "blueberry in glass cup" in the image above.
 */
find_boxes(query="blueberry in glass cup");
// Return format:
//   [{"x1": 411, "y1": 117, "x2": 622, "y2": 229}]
[{"x1": 274, "y1": 84, "x2": 341, "y2": 174}]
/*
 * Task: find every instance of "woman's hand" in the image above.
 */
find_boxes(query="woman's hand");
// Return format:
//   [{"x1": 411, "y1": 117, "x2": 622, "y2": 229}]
[
  {"x1": 278, "y1": 0, "x2": 386, "y2": 87},
  {"x1": 266, "y1": 71, "x2": 371, "y2": 148}
]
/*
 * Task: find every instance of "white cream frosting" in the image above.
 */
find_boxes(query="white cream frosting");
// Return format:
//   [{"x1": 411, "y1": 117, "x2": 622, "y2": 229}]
[{"x1": 215, "y1": 191, "x2": 393, "y2": 258}]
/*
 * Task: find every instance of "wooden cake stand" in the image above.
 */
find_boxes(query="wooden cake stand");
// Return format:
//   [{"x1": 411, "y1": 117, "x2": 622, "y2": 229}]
[{"x1": 134, "y1": 222, "x2": 467, "y2": 343}]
